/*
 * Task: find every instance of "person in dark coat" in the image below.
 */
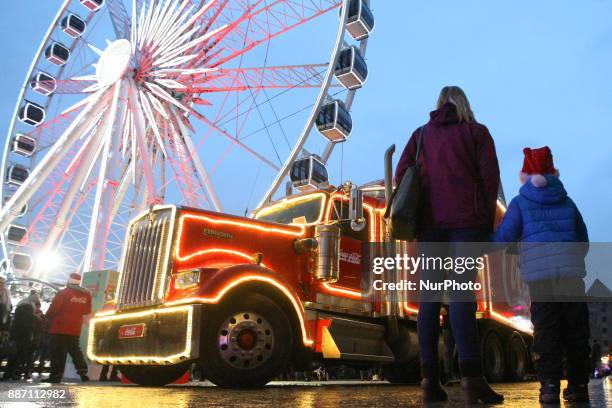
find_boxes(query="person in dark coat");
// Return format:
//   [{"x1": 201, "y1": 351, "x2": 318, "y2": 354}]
[
  {"x1": 3, "y1": 292, "x2": 39, "y2": 380},
  {"x1": 29, "y1": 301, "x2": 47, "y2": 377},
  {"x1": 494, "y1": 146, "x2": 591, "y2": 403},
  {"x1": 43, "y1": 273, "x2": 91, "y2": 383},
  {"x1": 0, "y1": 276, "x2": 11, "y2": 334},
  {"x1": 395, "y1": 86, "x2": 502, "y2": 404}
]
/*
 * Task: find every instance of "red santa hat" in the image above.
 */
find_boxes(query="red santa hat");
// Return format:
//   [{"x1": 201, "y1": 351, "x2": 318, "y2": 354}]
[
  {"x1": 67, "y1": 273, "x2": 82, "y2": 285},
  {"x1": 521, "y1": 146, "x2": 558, "y2": 176}
]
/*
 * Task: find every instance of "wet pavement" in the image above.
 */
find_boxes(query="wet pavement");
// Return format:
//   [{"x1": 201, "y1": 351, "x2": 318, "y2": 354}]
[{"x1": 0, "y1": 378, "x2": 610, "y2": 407}]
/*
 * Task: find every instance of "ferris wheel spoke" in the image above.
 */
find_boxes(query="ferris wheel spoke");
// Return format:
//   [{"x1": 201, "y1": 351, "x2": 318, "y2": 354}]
[
  {"x1": 188, "y1": 63, "x2": 331, "y2": 93},
  {"x1": 160, "y1": 116, "x2": 202, "y2": 208},
  {"x1": 189, "y1": 108, "x2": 280, "y2": 171},
  {"x1": 164, "y1": 146, "x2": 200, "y2": 208},
  {"x1": 193, "y1": 60, "x2": 274, "y2": 145},
  {"x1": 46, "y1": 179, "x2": 98, "y2": 271},
  {"x1": 204, "y1": 0, "x2": 341, "y2": 68},
  {"x1": 57, "y1": 180, "x2": 97, "y2": 272},
  {"x1": 40, "y1": 128, "x2": 108, "y2": 254},
  {"x1": 127, "y1": 78, "x2": 157, "y2": 203},
  {"x1": 202, "y1": 76, "x2": 264, "y2": 130},
  {"x1": 138, "y1": 90, "x2": 167, "y2": 157},
  {"x1": 53, "y1": 79, "x2": 94, "y2": 94},
  {"x1": 106, "y1": 0, "x2": 132, "y2": 39},
  {"x1": 29, "y1": 109, "x2": 108, "y2": 251},
  {"x1": 22, "y1": 90, "x2": 102, "y2": 156},
  {"x1": 194, "y1": 0, "x2": 229, "y2": 43},
  {"x1": 0, "y1": 88, "x2": 111, "y2": 234},
  {"x1": 171, "y1": 107, "x2": 223, "y2": 211},
  {"x1": 183, "y1": 0, "x2": 279, "y2": 69},
  {"x1": 109, "y1": 165, "x2": 134, "y2": 223},
  {"x1": 135, "y1": 0, "x2": 226, "y2": 74},
  {"x1": 83, "y1": 81, "x2": 126, "y2": 271},
  {"x1": 184, "y1": 0, "x2": 274, "y2": 62}
]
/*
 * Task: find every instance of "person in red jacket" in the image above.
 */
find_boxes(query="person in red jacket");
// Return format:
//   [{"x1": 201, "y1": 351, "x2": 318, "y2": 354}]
[{"x1": 43, "y1": 273, "x2": 91, "y2": 383}]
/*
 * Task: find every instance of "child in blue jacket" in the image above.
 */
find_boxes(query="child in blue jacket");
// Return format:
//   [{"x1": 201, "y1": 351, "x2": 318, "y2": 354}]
[{"x1": 494, "y1": 146, "x2": 590, "y2": 404}]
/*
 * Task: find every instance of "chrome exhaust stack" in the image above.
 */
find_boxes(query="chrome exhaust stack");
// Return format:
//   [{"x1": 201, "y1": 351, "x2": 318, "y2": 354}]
[
  {"x1": 382, "y1": 145, "x2": 401, "y2": 338},
  {"x1": 384, "y1": 144, "x2": 396, "y2": 223}
]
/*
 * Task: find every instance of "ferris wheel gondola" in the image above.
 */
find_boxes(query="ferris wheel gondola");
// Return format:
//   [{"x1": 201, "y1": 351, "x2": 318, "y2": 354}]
[
  {"x1": 335, "y1": 46, "x2": 368, "y2": 90},
  {"x1": 290, "y1": 155, "x2": 329, "y2": 192},
  {"x1": 11, "y1": 252, "x2": 32, "y2": 274},
  {"x1": 0, "y1": 0, "x2": 374, "y2": 281},
  {"x1": 44, "y1": 42, "x2": 71, "y2": 66},
  {"x1": 316, "y1": 99, "x2": 353, "y2": 142},
  {"x1": 18, "y1": 101, "x2": 45, "y2": 127},
  {"x1": 80, "y1": 0, "x2": 105, "y2": 12},
  {"x1": 347, "y1": 0, "x2": 375, "y2": 40},
  {"x1": 11, "y1": 134, "x2": 37, "y2": 158},
  {"x1": 61, "y1": 14, "x2": 87, "y2": 38},
  {"x1": 6, "y1": 225, "x2": 27, "y2": 246},
  {"x1": 30, "y1": 72, "x2": 57, "y2": 96}
]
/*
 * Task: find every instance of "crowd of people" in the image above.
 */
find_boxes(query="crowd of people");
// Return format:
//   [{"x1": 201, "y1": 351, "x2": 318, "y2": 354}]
[
  {"x1": 0, "y1": 273, "x2": 92, "y2": 383},
  {"x1": 0, "y1": 284, "x2": 47, "y2": 380}
]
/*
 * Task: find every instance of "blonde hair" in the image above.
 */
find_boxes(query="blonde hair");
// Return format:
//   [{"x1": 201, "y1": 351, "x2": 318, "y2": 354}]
[{"x1": 436, "y1": 86, "x2": 476, "y2": 123}]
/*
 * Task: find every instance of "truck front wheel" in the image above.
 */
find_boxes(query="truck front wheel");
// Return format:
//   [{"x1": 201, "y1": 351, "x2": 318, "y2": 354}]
[
  {"x1": 201, "y1": 293, "x2": 292, "y2": 388},
  {"x1": 117, "y1": 363, "x2": 190, "y2": 386}
]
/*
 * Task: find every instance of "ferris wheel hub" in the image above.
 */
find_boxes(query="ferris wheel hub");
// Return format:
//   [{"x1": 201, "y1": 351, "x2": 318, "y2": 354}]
[{"x1": 96, "y1": 39, "x2": 132, "y2": 87}]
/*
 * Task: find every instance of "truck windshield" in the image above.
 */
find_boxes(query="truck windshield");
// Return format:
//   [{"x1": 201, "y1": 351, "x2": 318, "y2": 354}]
[{"x1": 254, "y1": 194, "x2": 325, "y2": 225}]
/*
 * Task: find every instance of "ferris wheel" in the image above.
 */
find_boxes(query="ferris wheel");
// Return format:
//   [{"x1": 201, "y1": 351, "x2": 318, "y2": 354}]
[{"x1": 0, "y1": 0, "x2": 374, "y2": 281}]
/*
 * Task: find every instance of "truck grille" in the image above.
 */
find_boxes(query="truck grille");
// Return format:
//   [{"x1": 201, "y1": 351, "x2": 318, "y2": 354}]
[{"x1": 117, "y1": 207, "x2": 176, "y2": 309}]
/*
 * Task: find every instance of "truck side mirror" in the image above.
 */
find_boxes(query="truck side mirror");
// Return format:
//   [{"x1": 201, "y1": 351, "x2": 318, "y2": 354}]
[{"x1": 349, "y1": 187, "x2": 365, "y2": 232}]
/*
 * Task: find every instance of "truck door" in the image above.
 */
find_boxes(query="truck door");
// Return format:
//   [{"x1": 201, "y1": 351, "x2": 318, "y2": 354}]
[{"x1": 323, "y1": 196, "x2": 372, "y2": 298}]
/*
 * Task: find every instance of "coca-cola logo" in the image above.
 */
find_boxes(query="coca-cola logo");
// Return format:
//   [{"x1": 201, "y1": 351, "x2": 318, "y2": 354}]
[
  {"x1": 70, "y1": 297, "x2": 87, "y2": 304},
  {"x1": 123, "y1": 327, "x2": 137, "y2": 336},
  {"x1": 118, "y1": 323, "x2": 146, "y2": 339},
  {"x1": 340, "y1": 251, "x2": 361, "y2": 265}
]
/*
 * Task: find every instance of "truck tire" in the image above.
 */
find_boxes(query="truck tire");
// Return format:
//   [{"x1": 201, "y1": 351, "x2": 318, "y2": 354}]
[
  {"x1": 383, "y1": 361, "x2": 421, "y2": 384},
  {"x1": 201, "y1": 293, "x2": 292, "y2": 388},
  {"x1": 117, "y1": 363, "x2": 190, "y2": 386},
  {"x1": 504, "y1": 334, "x2": 528, "y2": 382},
  {"x1": 481, "y1": 329, "x2": 505, "y2": 383}
]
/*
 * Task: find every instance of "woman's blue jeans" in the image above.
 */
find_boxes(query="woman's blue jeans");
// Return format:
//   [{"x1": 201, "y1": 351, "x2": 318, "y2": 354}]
[{"x1": 417, "y1": 228, "x2": 486, "y2": 374}]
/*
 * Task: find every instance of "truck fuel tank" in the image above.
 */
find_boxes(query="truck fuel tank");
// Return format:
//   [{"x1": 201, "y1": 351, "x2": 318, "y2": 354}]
[{"x1": 313, "y1": 224, "x2": 341, "y2": 283}]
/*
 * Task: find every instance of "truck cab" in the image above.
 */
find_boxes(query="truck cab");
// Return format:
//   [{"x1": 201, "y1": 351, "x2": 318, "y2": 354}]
[{"x1": 88, "y1": 181, "x2": 532, "y2": 387}]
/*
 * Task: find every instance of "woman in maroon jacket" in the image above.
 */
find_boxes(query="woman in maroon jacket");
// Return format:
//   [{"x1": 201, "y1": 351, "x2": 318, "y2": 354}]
[{"x1": 395, "y1": 86, "x2": 503, "y2": 404}]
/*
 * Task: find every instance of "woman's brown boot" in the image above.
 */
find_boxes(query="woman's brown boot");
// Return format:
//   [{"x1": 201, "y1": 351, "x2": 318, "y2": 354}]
[
  {"x1": 421, "y1": 363, "x2": 448, "y2": 403},
  {"x1": 459, "y1": 360, "x2": 504, "y2": 404},
  {"x1": 460, "y1": 376, "x2": 504, "y2": 404}
]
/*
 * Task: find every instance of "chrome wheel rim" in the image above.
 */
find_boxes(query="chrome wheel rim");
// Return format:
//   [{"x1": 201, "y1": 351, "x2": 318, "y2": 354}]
[{"x1": 218, "y1": 312, "x2": 274, "y2": 370}]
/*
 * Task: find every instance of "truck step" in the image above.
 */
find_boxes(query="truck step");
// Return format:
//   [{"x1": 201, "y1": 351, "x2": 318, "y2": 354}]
[{"x1": 317, "y1": 314, "x2": 394, "y2": 363}]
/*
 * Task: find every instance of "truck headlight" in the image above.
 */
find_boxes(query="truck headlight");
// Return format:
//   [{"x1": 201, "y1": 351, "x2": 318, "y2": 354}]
[{"x1": 175, "y1": 269, "x2": 201, "y2": 289}]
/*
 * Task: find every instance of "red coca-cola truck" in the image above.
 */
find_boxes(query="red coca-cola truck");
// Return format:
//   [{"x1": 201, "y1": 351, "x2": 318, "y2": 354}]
[{"x1": 87, "y1": 149, "x2": 532, "y2": 387}]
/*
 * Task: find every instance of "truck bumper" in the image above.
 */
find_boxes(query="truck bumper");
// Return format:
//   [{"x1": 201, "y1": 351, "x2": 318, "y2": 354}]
[{"x1": 87, "y1": 304, "x2": 201, "y2": 365}]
